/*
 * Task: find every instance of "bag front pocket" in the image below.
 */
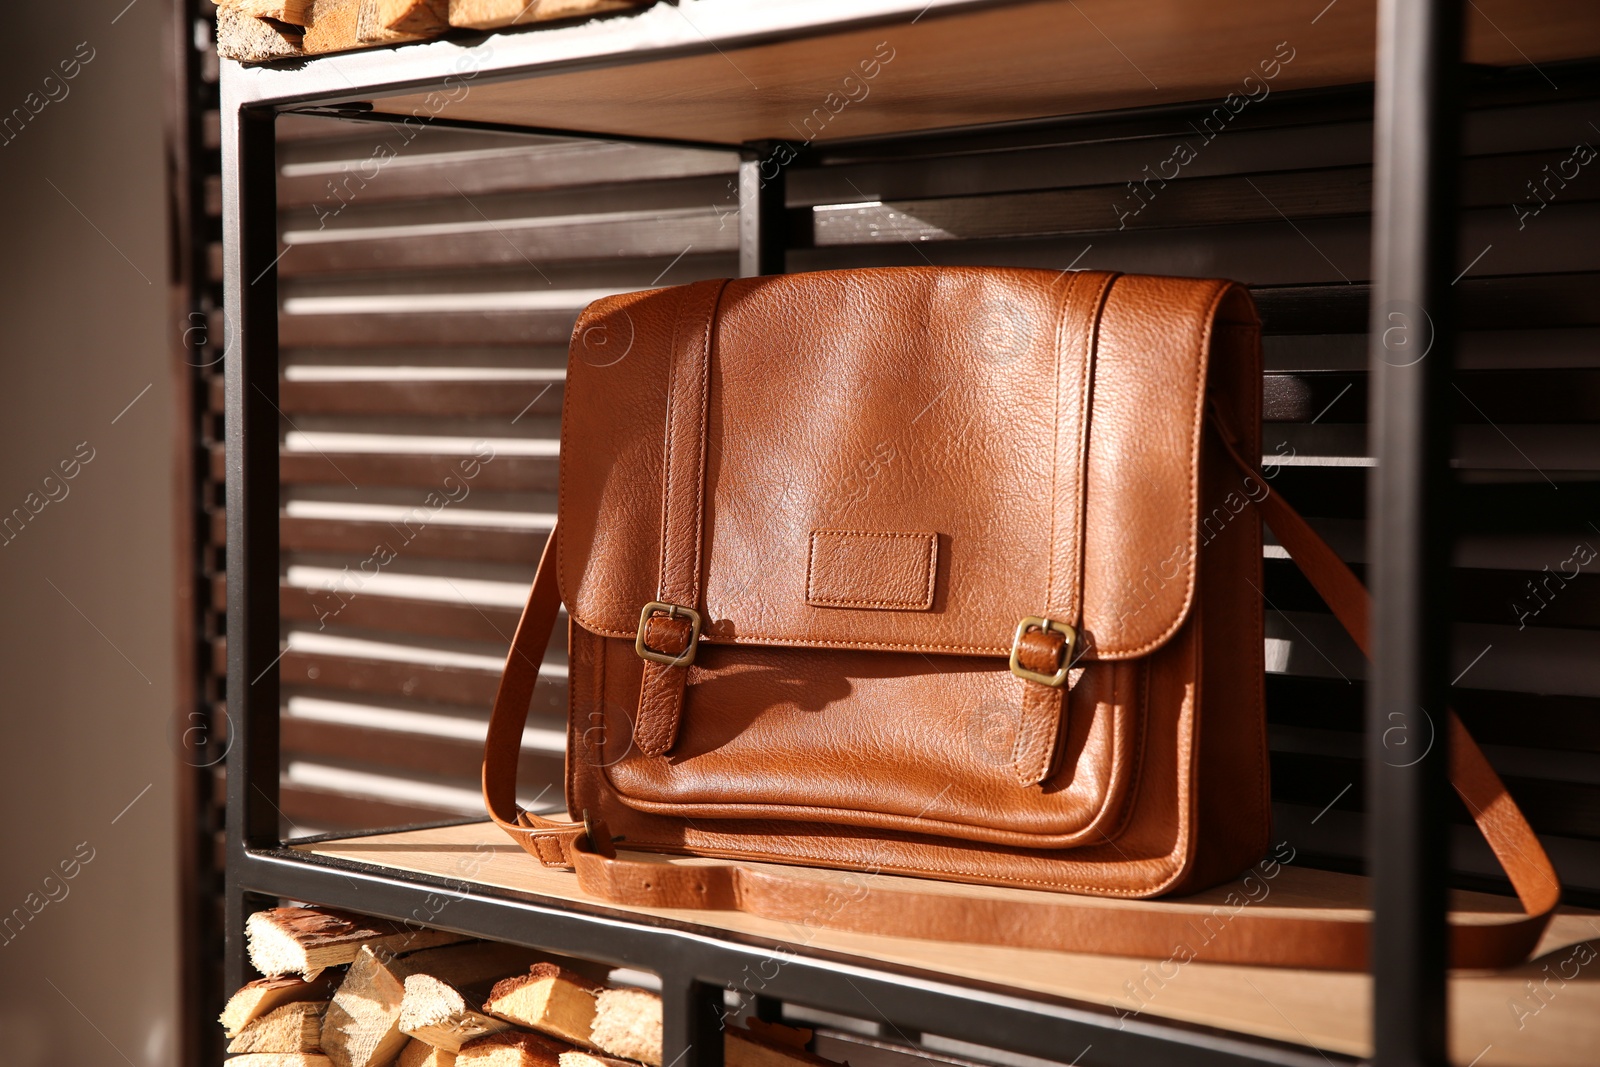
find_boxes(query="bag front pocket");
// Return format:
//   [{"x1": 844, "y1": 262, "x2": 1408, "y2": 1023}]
[{"x1": 582, "y1": 632, "x2": 1142, "y2": 850}]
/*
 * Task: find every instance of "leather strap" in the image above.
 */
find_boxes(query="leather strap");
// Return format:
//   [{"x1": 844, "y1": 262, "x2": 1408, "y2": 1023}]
[
  {"x1": 482, "y1": 526, "x2": 594, "y2": 867},
  {"x1": 1206, "y1": 407, "x2": 1562, "y2": 948},
  {"x1": 483, "y1": 429, "x2": 1560, "y2": 971},
  {"x1": 634, "y1": 279, "x2": 728, "y2": 757},
  {"x1": 1011, "y1": 271, "x2": 1118, "y2": 787}
]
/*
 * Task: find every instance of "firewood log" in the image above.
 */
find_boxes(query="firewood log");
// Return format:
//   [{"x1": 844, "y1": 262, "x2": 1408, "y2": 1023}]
[
  {"x1": 223, "y1": 974, "x2": 339, "y2": 1039},
  {"x1": 446, "y1": 0, "x2": 642, "y2": 32},
  {"x1": 483, "y1": 963, "x2": 604, "y2": 1048},
  {"x1": 559, "y1": 1052, "x2": 643, "y2": 1067},
  {"x1": 590, "y1": 992, "x2": 825, "y2": 1067},
  {"x1": 400, "y1": 1037, "x2": 459, "y2": 1066},
  {"x1": 377, "y1": 0, "x2": 449, "y2": 34},
  {"x1": 247, "y1": 907, "x2": 469, "y2": 981},
  {"x1": 229, "y1": 1000, "x2": 329, "y2": 1054},
  {"x1": 400, "y1": 973, "x2": 515, "y2": 1052},
  {"x1": 323, "y1": 941, "x2": 545, "y2": 1067},
  {"x1": 457, "y1": 1031, "x2": 571, "y2": 1067}
]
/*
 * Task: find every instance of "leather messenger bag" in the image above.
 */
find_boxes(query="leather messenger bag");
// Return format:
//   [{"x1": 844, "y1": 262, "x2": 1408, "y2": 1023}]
[{"x1": 483, "y1": 267, "x2": 1559, "y2": 970}]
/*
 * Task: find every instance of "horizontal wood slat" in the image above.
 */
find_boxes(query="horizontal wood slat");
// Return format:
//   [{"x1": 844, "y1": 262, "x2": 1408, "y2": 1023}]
[
  {"x1": 279, "y1": 516, "x2": 548, "y2": 563},
  {"x1": 278, "y1": 308, "x2": 581, "y2": 347},
  {"x1": 209, "y1": 446, "x2": 561, "y2": 491},
  {"x1": 276, "y1": 140, "x2": 734, "y2": 207},
  {"x1": 281, "y1": 717, "x2": 560, "y2": 785},
  {"x1": 1266, "y1": 674, "x2": 1600, "y2": 753},
  {"x1": 279, "y1": 378, "x2": 565, "y2": 417},
  {"x1": 279, "y1": 211, "x2": 731, "y2": 275},
  {"x1": 279, "y1": 649, "x2": 519, "y2": 708},
  {"x1": 1270, "y1": 751, "x2": 1600, "y2": 841},
  {"x1": 209, "y1": 640, "x2": 562, "y2": 709},
  {"x1": 807, "y1": 168, "x2": 1371, "y2": 247},
  {"x1": 801, "y1": 150, "x2": 1600, "y2": 247},
  {"x1": 1253, "y1": 273, "x2": 1600, "y2": 334},
  {"x1": 277, "y1": 783, "x2": 464, "y2": 832},
  {"x1": 278, "y1": 450, "x2": 559, "y2": 491},
  {"x1": 1264, "y1": 369, "x2": 1600, "y2": 423},
  {"x1": 278, "y1": 584, "x2": 524, "y2": 642},
  {"x1": 1265, "y1": 559, "x2": 1600, "y2": 630},
  {"x1": 208, "y1": 376, "x2": 567, "y2": 417},
  {"x1": 210, "y1": 509, "x2": 551, "y2": 561}
]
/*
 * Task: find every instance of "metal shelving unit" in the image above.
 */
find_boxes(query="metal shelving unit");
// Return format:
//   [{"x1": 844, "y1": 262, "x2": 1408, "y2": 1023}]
[{"x1": 217, "y1": 3, "x2": 1584, "y2": 1064}]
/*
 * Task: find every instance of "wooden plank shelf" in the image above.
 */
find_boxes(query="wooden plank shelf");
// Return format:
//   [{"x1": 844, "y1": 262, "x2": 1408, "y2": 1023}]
[
  {"x1": 291, "y1": 821, "x2": 1599, "y2": 1067},
  {"x1": 389, "y1": 0, "x2": 1596, "y2": 143},
  {"x1": 229, "y1": 0, "x2": 1600, "y2": 147}
]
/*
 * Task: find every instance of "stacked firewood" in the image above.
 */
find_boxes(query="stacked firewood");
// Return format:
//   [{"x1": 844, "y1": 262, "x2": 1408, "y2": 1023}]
[
  {"x1": 214, "y1": 0, "x2": 649, "y2": 63},
  {"x1": 222, "y1": 906, "x2": 840, "y2": 1067}
]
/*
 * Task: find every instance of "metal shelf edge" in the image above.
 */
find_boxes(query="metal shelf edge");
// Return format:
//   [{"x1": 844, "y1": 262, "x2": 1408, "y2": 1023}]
[{"x1": 234, "y1": 845, "x2": 1354, "y2": 1067}]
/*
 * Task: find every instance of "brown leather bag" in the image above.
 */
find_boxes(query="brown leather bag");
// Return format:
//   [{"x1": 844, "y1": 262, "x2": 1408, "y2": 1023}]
[{"x1": 483, "y1": 267, "x2": 1559, "y2": 970}]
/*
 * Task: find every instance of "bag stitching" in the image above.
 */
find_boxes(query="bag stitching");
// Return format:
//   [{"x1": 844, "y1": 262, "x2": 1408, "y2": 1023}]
[
  {"x1": 1098, "y1": 278, "x2": 1226, "y2": 659},
  {"x1": 805, "y1": 530, "x2": 938, "y2": 609}
]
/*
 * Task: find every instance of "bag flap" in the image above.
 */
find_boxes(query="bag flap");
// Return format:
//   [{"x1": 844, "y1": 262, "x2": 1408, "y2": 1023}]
[{"x1": 558, "y1": 267, "x2": 1239, "y2": 661}]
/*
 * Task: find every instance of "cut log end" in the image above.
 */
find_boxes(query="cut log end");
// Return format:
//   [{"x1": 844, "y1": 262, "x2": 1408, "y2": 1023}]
[
  {"x1": 216, "y1": 5, "x2": 305, "y2": 62},
  {"x1": 231, "y1": 0, "x2": 316, "y2": 22},
  {"x1": 228, "y1": 1000, "x2": 329, "y2": 1054},
  {"x1": 588, "y1": 988, "x2": 662, "y2": 1067},
  {"x1": 458, "y1": 1030, "x2": 573, "y2": 1067},
  {"x1": 247, "y1": 906, "x2": 469, "y2": 981},
  {"x1": 379, "y1": 0, "x2": 450, "y2": 35},
  {"x1": 222, "y1": 974, "x2": 339, "y2": 1039},
  {"x1": 401, "y1": 1036, "x2": 461, "y2": 1067},
  {"x1": 323, "y1": 939, "x2": 548, "y2": 1067},
  {"x1": 400, "y1": 973, "x2": 515, "y2": 1052},
  {"x1": 226, "y1": 1055, "x2": 336, "y2": 1067},
  {"x1": 484, "y1": 963, "x2": 602, "y2": 1048},
  {"x1": 446, "y1": 0, "x2": 646, "y2": 31},
  {"x1": 559, "y1": 1051, "x2": 643, "y2": 1067},
  {"x1": 587, "y1": 992, "x2": 824, "y2": 1067}
]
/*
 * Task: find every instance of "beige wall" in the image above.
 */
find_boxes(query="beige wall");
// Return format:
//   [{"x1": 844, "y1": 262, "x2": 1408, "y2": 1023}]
[{"x1": 0, "y1": 2, "x2": 181, "y2": 1065}]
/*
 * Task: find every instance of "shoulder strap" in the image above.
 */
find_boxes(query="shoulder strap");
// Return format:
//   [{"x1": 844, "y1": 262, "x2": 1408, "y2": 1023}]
[
  {"x1": 482, "y1": 526, "x2": 591, "y2": 866},
  {"x1": 483, "y1": 424, "x2": 1560, "y2": 969}
]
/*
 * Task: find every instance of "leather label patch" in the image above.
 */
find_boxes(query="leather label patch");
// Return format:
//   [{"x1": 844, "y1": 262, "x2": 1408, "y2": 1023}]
[{"x1": 806, "y1": 530, "x2": 938, "y2": 611}]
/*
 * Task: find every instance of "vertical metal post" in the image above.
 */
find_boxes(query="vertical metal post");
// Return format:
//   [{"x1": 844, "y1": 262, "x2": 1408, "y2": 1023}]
[
  {"x1": 663, "y1": 978, "x2": 726, "y2": 1067},
  {"x1": 1366, "y1": 0, "x2": 1462, "y2": 1064},
  {"x1": 221, "y1": 87, "x2": 285, "y2": 995},
  {"x1": 739, "y1": 143, "x2": 788, "y2": 277}
]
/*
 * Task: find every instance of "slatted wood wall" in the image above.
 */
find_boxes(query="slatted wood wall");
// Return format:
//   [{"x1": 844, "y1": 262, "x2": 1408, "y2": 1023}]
[
  {"x1": 244, "y1": 62, "x2": 1600, "y2": 902},
  {"x1": 250, "y1": 114, "x2": 738, "y2": 834}
]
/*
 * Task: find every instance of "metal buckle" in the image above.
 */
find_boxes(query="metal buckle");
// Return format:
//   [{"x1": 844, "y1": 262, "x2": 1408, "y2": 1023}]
[
  {"x1": 635, "y1": 601, "x2": 703, "y2": 667},
  {"x1": 1009, "y1": 616, "x2": 1075, "y2": 687}
]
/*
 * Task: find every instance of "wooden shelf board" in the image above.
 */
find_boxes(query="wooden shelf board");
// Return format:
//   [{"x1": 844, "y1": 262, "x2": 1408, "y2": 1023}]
[
  {"x1": 359, "y1": 0, "x2": 1600, "y2": 145},
  {"x1": 295, "y1": 820, "x2": 1600, "y2": 1066}
]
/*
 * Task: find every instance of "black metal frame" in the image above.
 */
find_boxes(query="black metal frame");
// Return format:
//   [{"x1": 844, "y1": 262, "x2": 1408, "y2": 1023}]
[
  {"x1": 221, "y1": 2, "x2": 1467, "y2": 1063},
  {"x1": 1366, "y1": 5, "x2": 1460, "y2": 1064}
]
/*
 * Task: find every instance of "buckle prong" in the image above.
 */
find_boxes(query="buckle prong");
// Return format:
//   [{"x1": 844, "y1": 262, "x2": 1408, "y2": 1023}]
[
  {"x1": 635, "y1": 601, "x2": 703, "y2": 667},
  {"x1": 1009, "y1": 615, "x2": 1075, "y2": 687}
]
